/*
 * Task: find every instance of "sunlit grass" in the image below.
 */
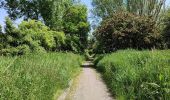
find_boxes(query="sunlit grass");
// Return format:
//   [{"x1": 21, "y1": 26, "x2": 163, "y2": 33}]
[
  {"x1": 96, "y1": 49, "x2": 170, "y2": 100},
  {"x1": 0, "y1": 52, "x2": 84, "y2": 100}
]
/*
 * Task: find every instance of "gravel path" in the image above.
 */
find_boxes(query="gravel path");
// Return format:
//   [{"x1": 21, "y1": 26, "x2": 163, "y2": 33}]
[{"x1": 67, "y1": 61, "x2": 114, "y2": 100}]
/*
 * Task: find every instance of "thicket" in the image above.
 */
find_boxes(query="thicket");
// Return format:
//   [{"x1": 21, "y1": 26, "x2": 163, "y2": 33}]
[
  {"x1": 94, "y1": 12, "x2": 164, "y2": 53},
  {"x1": 95, "y1": 50, "x2": 170, "y2": 100},
  {"x1": 1, "y1": 0, "x2": 89, "y2": 53},
  {"x1": 0, "y1": 5, "x2": 89, "y2": 55},
  {"x1": 0, "y1": 18, "x2": 65, "y2": 56},
  {"x1": 0, "y1": 53, "x2": 83, "y2": 100}
]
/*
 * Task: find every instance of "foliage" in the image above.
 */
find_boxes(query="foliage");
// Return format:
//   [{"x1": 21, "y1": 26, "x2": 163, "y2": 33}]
[
  {"x1": 95, "y1": 49, "x2": 170, "y2": 100},
  {"x1": 18, "y1": 20, "x2": 56, "y2": 51},
  {"x1": 63, "y1": 4, "x2": 90, "y2": 52},
  {"x1": 0, "y1": 24, "x2": 3, "y2": 49},
  {"x1": 0, "y1": 52, "x2": 84, "y2": 100},
  {"x1": 1, "y1": 0, "x2": 76, "y2": 30},
  {"x1": 1, "y1": 1, "x2": 90, "y2": 53},
  {"x1": 0, "y1": 18, "x2": 66, "y2": 56},
  {"x1": 92, "y1": 0, "x2": 165, "y2": 20},
  {"x1": 0, "y1": 24, "x2": 2, "y2": 34},
  {"x1": 64, "y1": 35, "x2": 82, "y2": 52},
  {"x1": 163, "y1": 8, "x2": 170, "y2": 48},
  {"x1": 94, "y1": 12, "x2": 163, "y2": 53}
]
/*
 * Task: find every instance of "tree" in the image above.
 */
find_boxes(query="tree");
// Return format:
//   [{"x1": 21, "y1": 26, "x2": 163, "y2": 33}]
[
  {"x1": 0, "y1": 25, "x2": 2, "y2": 34},
  {"x1": 1, "y1": 0, "x2": 75, "y2": 30},
  {"x1": 163, "y1": 8, "x2": 170, "y2": 48},
  {"x1": 0, "y1": 24, "x2": 3, "y2": 49},
  {"x1": 0, "y1": 18, "x2": 66, "y2": 56},
  {"x1": 63, "y1": 5, "x2": 90, "y2": 52},
  {"x1": 94, "y1": 12, "x2": 162, "y2": 53},
  {"x1": 92, "y1": 0, "x2": 166, "y2": 20},
  {"x1": 4, "y1": 17, "x2": 20, "y2": 47}
]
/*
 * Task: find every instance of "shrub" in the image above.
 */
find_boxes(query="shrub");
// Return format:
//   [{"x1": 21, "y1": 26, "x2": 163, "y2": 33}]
[
  {"x1": 96, "y1": 50, "x2": 170, "y2": 99},
  {"x1": 52, "y1": 31, "x2": 66, "y2": 51},
  {"x1": 0, "y1": 18, "x2": 67, "y2": 55},
  {"x1": 19, "y1": 20, "x2": 66, "y2": 52},
  {"x1": 19, "y1": 20, "x2": 56, "y2": 51},
  {"x1": 0, "y1": 45, "x2": 31, "y2": 56},
  {"x1": 94, "y1": 12, "x2": 163, "y2": 53}
]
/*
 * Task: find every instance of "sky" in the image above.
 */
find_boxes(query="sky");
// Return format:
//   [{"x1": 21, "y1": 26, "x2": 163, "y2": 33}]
[{"x1": 0, "y1": 0, "x2": 170, "y2": 30}]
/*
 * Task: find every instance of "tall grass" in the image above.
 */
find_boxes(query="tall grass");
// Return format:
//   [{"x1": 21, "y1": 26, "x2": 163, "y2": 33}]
[
  {"x1": 0, "y1": 53, "x2": 83, "y2": 100},
  {"x1": 96, "y1": 50, "x2": 170, "y2": 100}
]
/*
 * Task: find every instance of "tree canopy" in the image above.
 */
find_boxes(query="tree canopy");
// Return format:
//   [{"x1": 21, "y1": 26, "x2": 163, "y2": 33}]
[
  {"x1": 92, "y1": 0, "x2": 166, "y2": 20},
  {"x1": 1, "y1": 0, "x2": 76, "y2": 30},
  {"x1": 63, "y1": 5, "x2": 90, "y2": 52}
]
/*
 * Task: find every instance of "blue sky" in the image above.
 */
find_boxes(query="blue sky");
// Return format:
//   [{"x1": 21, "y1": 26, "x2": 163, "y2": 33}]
[{"x1": 0, "y1": 0, "x2": 170, "y2": 29}]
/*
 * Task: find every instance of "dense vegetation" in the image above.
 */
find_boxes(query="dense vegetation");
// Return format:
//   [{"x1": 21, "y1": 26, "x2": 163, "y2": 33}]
[
  {"x1": 0, "y1": 53, "x2": 83, "y2": 100},
  {"x1": 0, "y1": 0, "x2": 170, "y2": 99},
  {"x1": 92, "y1": 0, "x2": 170, "y2": 99},
  {"x1": 95, "y1": 50, "x2": 170, "y2": 100},
  {"x1": 94, "y1": 12, "x2": 163, "y2": 53},
  {"x1": 1, "y1": 0, "x2": 75, "y2": 30},
  {"x1": 163, "y1": 8, "x2": 170, "y2": 48},
  {"x1": 0, "y1": 0, "x2": 89, "y2": 54},
  {"x1": 0, "y1": 18, "x2": 66, "y2": 55},
  {"x1": 0, "y1": 1, "x2": 88, "y2": 99},
  {"x1": 91, "y1": 0, "x2": 170, "y2": 53},
  {"x1": 63, "y1": 5, "x2": 90, "y2": 52},
  {"x1": 92, "y1": 0, "x2": 165, "y2": 19}
]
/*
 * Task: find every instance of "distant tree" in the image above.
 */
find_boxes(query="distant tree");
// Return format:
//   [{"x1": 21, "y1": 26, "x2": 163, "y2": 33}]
[
  {"x1": 163, "y1": 8, "x2": 170, "y2": 48},
  {"x1": 4, "y1": 17, "x2": 20, "y2": 47},
  {"x1": 0, "y1": 24, "x2": 3, "y2": 49},
  {"x1": 63, "y1": 5, "x2": 90, "y2": 52},
  {"x1": 92, "y1": 0, "x2": 166, "y2": 20},
  {"x1": 0, "y1": 25, "x2": 2, "y2": 34}
]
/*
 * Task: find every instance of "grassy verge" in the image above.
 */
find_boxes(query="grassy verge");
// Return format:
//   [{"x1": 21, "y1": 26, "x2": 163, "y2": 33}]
[
  {"x1": 95, "y1": 50, "x2": 170, "y2": 100},
  {"x1": 0, "y1": 53, "x2": 84, "y2": 100}
]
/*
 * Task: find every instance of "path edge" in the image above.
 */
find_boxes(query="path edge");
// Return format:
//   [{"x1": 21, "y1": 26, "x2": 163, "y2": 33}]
[{"x1": 57, "y1": 70, "x2": 82, "y2": 100}]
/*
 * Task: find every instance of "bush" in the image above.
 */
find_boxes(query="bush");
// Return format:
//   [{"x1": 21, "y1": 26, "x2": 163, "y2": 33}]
[
  {"x1": 96, "y1": 50, "x2": 170, "y2": 99},
  {"x1": 0, "y1": 18, "x2": 67, "y2": 56},
  {"x1": 0, "y1": 45, "x2": 31, "y2": 56},
  {"x1": 0, "y1": 53, "x2": 84, "y2": 100},
  {"x1": 19, "y1": 20, "x2": 56, "y2": 51},
  {"x1": 19, "y1": 20, "x2": 66, "y2": 52},
  {"x1": 94, "y1": 12, "x2": 163, "y2": 53},
  {"x1": 53, "y1": 31, "x2": 66, "y2": 51}
]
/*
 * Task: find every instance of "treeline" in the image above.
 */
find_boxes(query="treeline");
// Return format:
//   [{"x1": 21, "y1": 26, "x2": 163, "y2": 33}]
[
  {"x1": 0, "y1": 0, "x2": 89, "y2": 55},
  {"x1": 92, "y1": 0, "x2": 170, "y2": 53}
]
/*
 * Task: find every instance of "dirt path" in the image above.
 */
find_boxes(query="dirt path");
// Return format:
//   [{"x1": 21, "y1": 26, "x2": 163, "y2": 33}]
[{"x1": 61, "y1": 61, "x2": 114, "y2": 100}]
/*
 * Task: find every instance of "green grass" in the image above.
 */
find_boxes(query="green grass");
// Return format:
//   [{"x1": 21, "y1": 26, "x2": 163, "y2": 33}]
[
  {"x1": 96, "y1": 49, "x2": 170, "y2": 100},
  {"x1": 0, "y1": 52, "x2": 84, "y2": 100}
]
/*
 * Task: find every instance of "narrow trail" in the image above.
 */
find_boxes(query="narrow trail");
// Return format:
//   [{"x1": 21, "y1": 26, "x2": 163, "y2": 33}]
[{"x1": 59, "y1": 61, "x2": 114, "y2": 100}]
